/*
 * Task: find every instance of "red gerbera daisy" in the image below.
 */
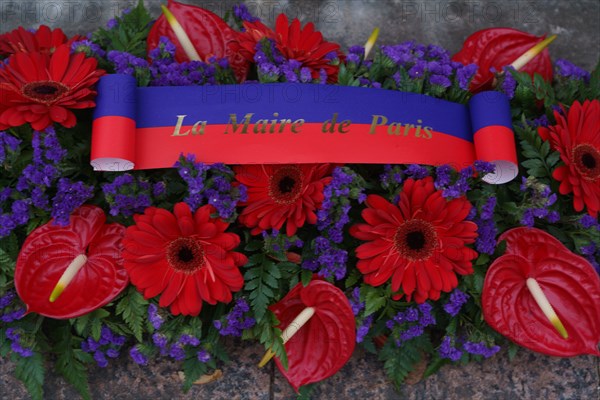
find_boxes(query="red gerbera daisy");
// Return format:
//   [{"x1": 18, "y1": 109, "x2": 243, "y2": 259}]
[
  {"x1": 0, "y1": 25, "x2": 79, "y2": 56},
  {"x1": 234, "y1": 164, "x2": 333, "y2": 236},
  {"x1": 235, "y1": 14, "x2": 341, "y2": 82},
  {"x1": 350, "y1": 177, "x2": 478, "y2": 303},
  {"x1": 0, "y1": 44, "x2": 104, "y2": 130},
  {"x1": 122, "y1": 203, "x2": 247, "y2": 316},
  {"x1": 539, "y1": 100, "x2": 600, "y2": 217}
]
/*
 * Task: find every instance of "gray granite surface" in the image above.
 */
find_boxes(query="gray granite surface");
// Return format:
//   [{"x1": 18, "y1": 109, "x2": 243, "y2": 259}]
[{"x1": 1, "y1": 1, "x2": 599, "y2": 399}]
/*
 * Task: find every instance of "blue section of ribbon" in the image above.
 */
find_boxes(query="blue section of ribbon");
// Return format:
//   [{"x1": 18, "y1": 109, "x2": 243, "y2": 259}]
[
  {"x1": 93, "y1": 74, "x2": 513, "y2": 142},
  {"x1": 469, "y1": 91, "x2": 513, "y2": 132}
]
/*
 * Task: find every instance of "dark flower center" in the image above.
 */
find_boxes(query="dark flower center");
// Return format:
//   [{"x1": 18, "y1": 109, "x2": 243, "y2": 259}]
[
  {"x1": 166, "y1": 237, "x2": 205, "y2": 273},
  {"x1": 269, "y1": 166, "x2": 304, "y2": 205},
  {"x1": 22, "y1": 81, "x2": 69, "y2": 104},
  {"x1": 394, "y1": 219, "x2": 438, "y2": 261},
  {"x1": 572, "y1": 143, "x2": 600, "y2": 181}
]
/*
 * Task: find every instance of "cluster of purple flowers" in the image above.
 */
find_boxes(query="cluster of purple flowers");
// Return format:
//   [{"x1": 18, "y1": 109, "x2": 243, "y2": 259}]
[
  {"x1": 0, "y1": 130, "x2": 21, "y2": 165},
  {"x1": 302, "y1": 168, "x2": 365, "y2": 280},
  {"x1": 386, "y1": 303, "x2": 436, "y2": 347},
  {"x1": 380, "y1": 164, "x2": 430, "y2": 194},
  {"x1": 151, "y1": 332, "x2": 211, "y2": 363},
  {"x1": 106, "y1": 7, "x2": 131, "y2": 30},
  {"x1": 261, "y1": 229, "x2": 303, "y2": 254},
  {"x1": 519, "y1": 177, "x2": 560, "y2": 227},
  {"x1": 175, "y1": 154, "x2": 247, "y2": 220},
  {"x1": 381, "y1": 41, "x2": 478, "y2": 91},
  {"x1": 51, "y1": 178, "x2": 94, "y2": 226},
  {"x1": 442, "y1": 289, "x2": 470, "y2": 316},
  {"x1": 129, "y1": 346, "x2": 148, "y2": 366},
  {"x1": 102, "y1": 174, "x2": 165, "y2": 217},
  {"x1": 214, "y1": 298, "x2": 256, "y2": 337},
  {"x1": 233, "y1": 3, "x2": 259, "y2": 23},
  {"x1": 0, "y1": 290, "x2": 25, "y2": 323},
  {"x1": 107, "y1": 50, "x2": 150, "y2": 77},
  {"x1": 71, "y1": 39, "x2": 106, "y2": 58},
  {"x1": 349, "y1": 287, "x2": 365, "y2": 316},
  {"x1": 254, "y1": 38, "x2": 329, "y2": 84},
  {"x1": 435, "y1": 161, "x2": 496, "y2": 199},
  {"x1": 473, "y1": 196, "x2": 499, "y2": 255},
  {"x1": 1, "y1": 127, "x2": 90, "y2": 236},
  {"x1": 554, "y1": 59, "x2": 591, "y2": 82},
  {"x1": 356, "y1": 314, "x2": 374, "y2": 343},
  {"x1": 148, "y1": 36, "x2": 233, "y2": 86},
  {"x1": 147, "y1": 303, "x2": 164, "y2": 330},
  {"x1": 581, "y1": 243, "x2": 600, "y2": 274},
  {"x1": 81, "y1": 326, "x2": 126, "y2": 368},
  {"x1": 5, "y1": 328, "x2": 33, "y2": 358},
  {"x1": 494, "y1": 66, "x2": 517, "y2": 99},
  {"x1": 439, "y1": 335, "x2": 500, "y2": 361}
]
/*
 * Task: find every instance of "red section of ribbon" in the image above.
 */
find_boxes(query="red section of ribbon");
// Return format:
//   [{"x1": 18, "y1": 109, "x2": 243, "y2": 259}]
[
  {"x1": 91, "y1": 116, "x2": 136, "y2": 170},
  {"x1": 474, "y1": 125, "x2": 518, "y2": 165},
  {"x1": 128, "y1": 123, "x2": 477, "y2": 170}
]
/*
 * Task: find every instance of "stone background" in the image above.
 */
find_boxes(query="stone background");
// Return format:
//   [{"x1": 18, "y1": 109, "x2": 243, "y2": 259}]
[{"x1": 1, "y1": 1, "x2": 599, "y2": 399}]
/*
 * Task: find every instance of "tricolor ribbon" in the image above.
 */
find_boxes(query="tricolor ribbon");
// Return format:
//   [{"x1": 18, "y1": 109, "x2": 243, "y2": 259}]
[{"x1": 91, "y1": 74, "x2": 518, "y2": 184}]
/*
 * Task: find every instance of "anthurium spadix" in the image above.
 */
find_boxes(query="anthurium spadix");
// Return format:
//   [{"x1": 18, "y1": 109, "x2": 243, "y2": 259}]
[{"x1": 15, "y1": 205, "x2": 128, "y2": 319}]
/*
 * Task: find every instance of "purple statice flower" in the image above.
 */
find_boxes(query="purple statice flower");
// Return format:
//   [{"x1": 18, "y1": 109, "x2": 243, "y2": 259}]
[
  {"x1": 10, "y1": 341, "x2": 34, "y2": 358},
  {"x1": 175, "y1": 154, "x2": 244, "y2": 220},
  {"x1": 520, "y1": 177, "x2": 560, "y2": 226},
  {"x1": 443, "y1": 289, "x2": 470, "y2": 316},
  {"x1": 5, "y1": 327, "x2": 20, "y2": 341},
  {"x1": 349, "y1": 287, "x2": 365, "y2": 316},
  {"x1": 474, "y1": 161, "x2": 496, "y2": 176},
  {"x1": 579, "y1": 214, "x2": 600, "y2": 230},
  {"x1": 152, "y1": 333, "x2": 169, "y2": 356},
  {"x1": 356, "y1": 315, "x2": 374, "y2": 343},
  {"x1": 71, "y1": 39, "x2": 106, "y2": 58},
  {"x1": 214, "y1": 298, "x2": 255, "y2": 337},
  {"x1": 197, "y1": 349, "x2": 211, "y2": 363},
  {"x1": 405, "y1": 164, "x2": 429, "y2": 179},
  {"x1": 529, "y1": 114, "x2": 549, "y2": 128},
  {"x1": 388, "y1": 303, "x2": 436, "y2": 347},
  {"x1": 442, "y1": 166, "x2": 473, "y2": 199},
  {"x1": 0, "y1": 308, "x2": 25, "y2": 323},
  {"x1": 148, "y1": 304, "x2": 163, "y2": 330},
  {"x1": 233, "y1": 4, "x2": 259, "y2": 22},
  {"x1": 177, "y1": 334, "x2": 200, "y2": 347},
  {"x1": 51, "y1": 178, "x2": 94, "y2": 226},
  {"x1": 0, "y1": 131, "x2": 21, "y2": 164},
  {"x1": 129, "y1": 346, "x2": 148, "y2": 365},
  {"x1": 435, "y1": 164, "x2": 453, "y2": 188},
  {"x1": 106, "y1": 348, "x2": 120, "y2": 358},
  {"x1": 168, "y1": 344, "x2": 186, "y2": 361},
  {"x1": 102, "y1": 174, "x2": 163, "y2": 217},
  {"x1": 463, "y1": 340, "x2": 501, "y2": 358},
  {"x1": 0, "y1": 291, "x2": 16, "y2": 309},
  {"x1": 429, "y1": 74, "x2": 451, "y2": 88},
  {"x1": 581, "y1": 243, "x2": 600, "y2": 274},
  {"x1": 108, "y1": 50, "x2": 149, "y2": 77},
  {"x1": 380, "y1": 164, "x2": 404, "y2": 189},
  {"x1": 106, "y1": 18, "x2": 118, "y2": 29},
  {"x1": 474, "y1": 196, "x2": 498, "y2": 255},
  {"x1": 439, "y1": 335, "x2": 462, "y2": 361},
  {"x1": 456, "y1": 64, "x2": 478, "y2": 90},
  {"x1": 94, "y1": 351, "x2": 109, "y2": 368},
  {"x1": 499, "y1": 67, "x2": 517, "y2": 99},
  {"x1": 554, "y1": 59, "x2": 591, "y2": 82}
]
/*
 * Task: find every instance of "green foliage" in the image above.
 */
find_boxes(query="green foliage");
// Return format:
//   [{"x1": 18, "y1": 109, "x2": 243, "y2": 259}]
[
  {"x1": 0, "y1": 233, "x2": 19, "y2": 287},
  {"x1": 115, "y1": 287, "x2": 148, "y2": 342},
  {"x1": 243, "y1": 254, "x2": 281, "y2": 321},
  {"x1": 249, "y1": 311, "x2": 288, "y2": 370},
  {"x1": 72, "y1": 308, "x2": 110, "y2": 341},
  {"x1": 362, "y1": 285, "x2": 388, "y2": 316},
  {"x1": 379, "y1": 336, "x2": 428, "y2": 389},
  {"x1": 92, "y1": 0, "x2": 153, "y2": 59},
  {"x1": 514, "y1": 118, "x2": 560, "y2": 179},
  {"x1": 52, "y1": 325, "x2": 92, "y2": 400},
  {"x1": 14, "y1": 353, "x2": 45, "y2": 400},
  {"x1": 181, "y1": 357, "x2": 209, "y2": 392}
]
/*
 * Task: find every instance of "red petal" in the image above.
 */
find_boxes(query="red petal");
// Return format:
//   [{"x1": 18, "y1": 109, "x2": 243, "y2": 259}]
[
  {"x1": 14, "y1": 206, "x2": 128, "y2": 319},
  {"x1": 482, "y1": 227, "x2": 600, "y2": 356},
  {"x1": 270, "y1": 279, "x2": 355, "y2": 392}
]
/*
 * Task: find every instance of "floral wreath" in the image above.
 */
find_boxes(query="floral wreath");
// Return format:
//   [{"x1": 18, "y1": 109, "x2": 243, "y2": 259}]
[{"x1": 0, "y1": 1, "x2": 599, "y2": 399}]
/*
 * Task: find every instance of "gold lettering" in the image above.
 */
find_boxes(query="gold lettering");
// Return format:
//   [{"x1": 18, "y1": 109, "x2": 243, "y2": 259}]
[
  {"x1": 403, "y1": 123, "x2": 415, "y2": 136},
  {"x1": 291, "y1": 119, "x2": 304, "y2": 134},
  {"x1": 254, "y1": 119, "x2": 268, "y2": 134},
  {"x1": 172, "y1": 115, "x2": 190, "y2": 136},
  {"x1": 225, "y1": 113, "x2": 254, "y2": 134},
  {"x1": 370, "y1": 115, "x2": 388, "y2": 134},
  {"x1": 191, "y1": 121, "x2": 206, "y2": 135},
  {"x1": 339, "y1": 119, "x2": 351, "y2": 133},
  {"x1": 388, "y1": 122, "x2": 402, "y2": 135},
  {"x1": 423, "y1": 126, "x2": 433, "y2": 139}
]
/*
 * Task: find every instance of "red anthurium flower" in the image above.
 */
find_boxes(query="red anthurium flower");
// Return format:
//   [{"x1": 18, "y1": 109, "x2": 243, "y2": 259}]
[
  {"x1": 482, "y1": 227, "x2": 600, "y2": 357},
  {"x1": 122, "y1": 203, "x2": 247, "y2": 316},
  {"x1": 350, "y1": 177, "x2": 478, "y2": 303},
  {"x1": 269, "y1": 279, "x2": 356, "y2": 392},
  {"x1": 234, "y1": 164, "x2": 333, "y2": 236},
  {"x1": 0, "y1": 44, "x2": 104, "y2": 131},
  {"x1": 0, "y1": 25, "x2": 79, "y2": 56},
  {"x1": 235, "y1": 14, "x2": 342, "y2": 82},
  {"x1": 452, "y1": 28, "x2": 553, "y2": 92},
  {"x1": 147, "y1": 0, "x2": 249, "y2": 82},
  {"x1": 539, "y1": 99, "x2": 600, "y2": 217},
  {"x1": 14, "y1": 205, "x2": 128, "y2": 319}
]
